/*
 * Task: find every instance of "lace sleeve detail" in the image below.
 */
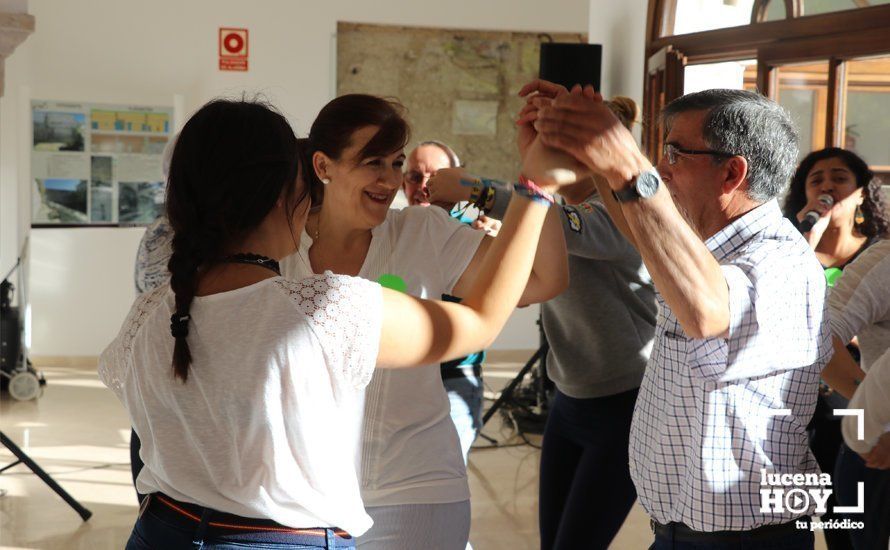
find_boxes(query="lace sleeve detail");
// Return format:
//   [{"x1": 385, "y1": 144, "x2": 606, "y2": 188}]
[
  {"x1": 98, "y1": 286, "x2": 168, "y2": 396},
  {"x1": 275, "y1": 273, "x2": 382, "y2": 390},
  {"x1": 135, "y1": 216, "x2": 173, "y2": 295}
]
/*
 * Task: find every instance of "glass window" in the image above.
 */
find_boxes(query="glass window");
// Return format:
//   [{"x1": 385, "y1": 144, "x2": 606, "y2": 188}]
[
  {"x1": 844, "y1": 55, "x2": 890, "y2": 169},
  {"x1": 775, "y1": 61, "x2": 829, "y2": 160},
  {"x1": 667, "y1": 0, "x2": 890, "y2": 31},
  {"x1": 684, "y1": 59, "x2": 757, "y2": 94},
  {"x1": 806, "y1": 0, "x2": 880, "y2": 17},
  {"x1": 764, "y1": 0, "x2": 787, "y2": 21},
  {"x1": 668, "y1": 0, "x2": 757, "y2": 35}
]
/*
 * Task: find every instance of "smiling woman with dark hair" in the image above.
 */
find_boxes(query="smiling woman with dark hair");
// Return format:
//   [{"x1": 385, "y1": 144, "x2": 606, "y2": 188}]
[{"x1": 282, "y1": 93, "x2": 567, "y2": 549}]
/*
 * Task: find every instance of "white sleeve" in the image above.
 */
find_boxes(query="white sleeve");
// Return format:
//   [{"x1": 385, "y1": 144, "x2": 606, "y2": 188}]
[
  {"x1": 843, "y1": 348, "x2": 890, "y2": 453},
  {"x1": 276, "y1": 274, "x2": 382, "y2": 390},
  {"x1": 829, "y1": 240, "x2": 890, "y2": 344},
  {"x1": 417, "y1": 206, "x2": 485, "y2": 294},
  {"x1": 98, "y1": 287, "x2": 168, "y2": 398},
  {"x1": 134, "y1": 217, "x2": 173, "y2": 295}
]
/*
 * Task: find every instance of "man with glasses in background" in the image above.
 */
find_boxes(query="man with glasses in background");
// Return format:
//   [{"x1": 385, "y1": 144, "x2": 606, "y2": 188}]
[
  {"x1": 403, "y1": 140, "x2": 460, "y2": 207},
  {"x1": 527, "y1": 84, "x2": 831, "y2": 549}
]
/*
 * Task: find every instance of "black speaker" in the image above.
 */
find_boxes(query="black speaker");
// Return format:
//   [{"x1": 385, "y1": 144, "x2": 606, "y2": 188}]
[
  {"x1": 1, "y1": 306, "x2": 20, "y2": 374},
  {"x1": 539, "y1": 43, "x2": 602, "y2": 92}
]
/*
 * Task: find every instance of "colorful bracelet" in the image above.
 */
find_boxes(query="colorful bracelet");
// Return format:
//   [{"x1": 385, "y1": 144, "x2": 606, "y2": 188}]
[
  {"x1": 473, "y1": 180, "x2": 495, "y2": 212},
  {"x1": 478, "y1": 185, "x2": 496, "y2": 212},
  {"x1": 514, "y1": 175, "x2": 554, "y2": 206},
  {"x1": 468, "y1": 184, "x2": 482, "y2": 205}
]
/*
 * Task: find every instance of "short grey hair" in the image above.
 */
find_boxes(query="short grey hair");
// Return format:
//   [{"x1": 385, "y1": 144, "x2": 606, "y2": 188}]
[{"x1": 661, "y1": 89, "x2": 799, "y2": 202}]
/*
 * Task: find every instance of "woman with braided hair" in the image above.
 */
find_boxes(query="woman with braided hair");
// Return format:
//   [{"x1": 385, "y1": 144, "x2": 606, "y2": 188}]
[{"x1": 99, "y1": 98, "x2": 568, "y2": 549}]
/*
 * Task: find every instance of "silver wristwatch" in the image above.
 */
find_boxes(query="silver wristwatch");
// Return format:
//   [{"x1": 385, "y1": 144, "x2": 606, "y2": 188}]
[{"x1": 611, "y1": 167, "x2": 661, "y2": 203}]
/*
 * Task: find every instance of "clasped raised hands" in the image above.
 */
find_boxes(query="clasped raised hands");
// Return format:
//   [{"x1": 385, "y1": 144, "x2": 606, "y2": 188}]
[{"x1": 519, "y1": 80, "x2": 650, "y2": 188}]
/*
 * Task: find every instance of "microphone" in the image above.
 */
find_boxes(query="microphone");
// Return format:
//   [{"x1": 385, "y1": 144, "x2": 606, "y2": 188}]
[{"x1": 799, "y1": 194, "x2": 834, "y2": 233}]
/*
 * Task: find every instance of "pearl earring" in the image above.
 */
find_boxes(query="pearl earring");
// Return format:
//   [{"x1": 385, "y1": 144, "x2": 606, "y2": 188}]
[{"x1": 321, "y1": 177, "x2": 331, "y2": 185}]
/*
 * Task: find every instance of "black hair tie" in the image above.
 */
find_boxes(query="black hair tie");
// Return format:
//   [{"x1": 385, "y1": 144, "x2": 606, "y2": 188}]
[{"x1": 170, "y1": 313, "x2": 191, "y2": 338}]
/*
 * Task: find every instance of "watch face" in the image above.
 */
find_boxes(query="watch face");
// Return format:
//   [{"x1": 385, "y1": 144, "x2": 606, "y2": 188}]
[{"x1": 635, "y1": 170, "x2": 661, "y2": 198}]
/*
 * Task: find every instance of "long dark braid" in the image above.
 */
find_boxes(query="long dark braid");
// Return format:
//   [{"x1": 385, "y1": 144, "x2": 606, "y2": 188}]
[
  {"x1": 165, "y1": 99, "x2": 307, "y2": 382},
  {"x1": 167, "y1": 234, "x2": 203, "y2": 381}
]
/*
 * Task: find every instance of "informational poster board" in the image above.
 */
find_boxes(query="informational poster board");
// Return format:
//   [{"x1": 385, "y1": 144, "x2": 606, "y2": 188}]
[
  {"x1": 337, "y1": 22, "x2": 585, "y2": 182},
  {"x1": 31, "y1": 101, "x2": 172, "y2": 226}
]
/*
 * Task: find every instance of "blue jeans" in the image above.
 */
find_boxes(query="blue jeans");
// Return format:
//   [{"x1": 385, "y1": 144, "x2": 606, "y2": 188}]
[
  {"x1": 126, "y1": 496, "x2": 354, "y2": 549},
  {"x1": 443, "y1": 367, "x2": 483, "y2": 464}
]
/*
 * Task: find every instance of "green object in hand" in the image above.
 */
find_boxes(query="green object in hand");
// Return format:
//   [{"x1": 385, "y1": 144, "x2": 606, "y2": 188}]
[
  {"x1": 824, "y1": 267, "x2": 843, "y2": 288},
  {"x1": 378, "y1": 274, "x2": 408, "y2": 293}
]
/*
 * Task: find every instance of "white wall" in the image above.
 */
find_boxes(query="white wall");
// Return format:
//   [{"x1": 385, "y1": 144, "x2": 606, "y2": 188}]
[
  {"x1": 588, "y1": 0, "x2": 648, "y2": 116},
  {"x1": 3, "y1": 0, "x2": 602, "y2": 356},
  {"x1": 1, "y1": 5, "x2": 34, "y2": 371}
]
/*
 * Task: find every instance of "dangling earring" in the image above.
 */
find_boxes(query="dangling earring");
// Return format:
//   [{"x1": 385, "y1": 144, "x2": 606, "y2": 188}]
[
  {"x1": 321, "y1": 177, "x2": 331, "y2": 185},
  {"x1": 854, "y1": 205, "x2": 865, "y2": 225}
]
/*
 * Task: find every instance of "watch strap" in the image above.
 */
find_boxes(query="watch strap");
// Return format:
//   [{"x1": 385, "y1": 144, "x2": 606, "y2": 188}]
[{"x1": 611, "y1": 183, "x2": 640, "y2": 204}]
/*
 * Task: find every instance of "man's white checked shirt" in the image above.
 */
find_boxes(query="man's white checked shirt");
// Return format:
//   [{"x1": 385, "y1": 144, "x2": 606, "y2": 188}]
[{"x1": 628, "y1": 199, "x2": 832, "y2": 532}]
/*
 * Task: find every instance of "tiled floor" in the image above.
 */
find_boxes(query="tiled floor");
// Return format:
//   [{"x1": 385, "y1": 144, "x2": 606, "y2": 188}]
[{"x1": 0, "y1": 357, "x2": 825, "y2": 549}]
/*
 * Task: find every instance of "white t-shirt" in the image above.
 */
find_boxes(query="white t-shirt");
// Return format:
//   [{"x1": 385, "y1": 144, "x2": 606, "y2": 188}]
[
  {"x1": 98, "y1": 274, "x2": 382, "y2": 536},
  {"x1": 831, "y1": 238, "x2": 890, "y2": 452},
  {"x1": 829, "y1": 238, "x2": 890, "y2": 373},
  {"x1": 844, "y1": 348, "x2": 890, "y2": 453},
  {"x1": 281, "y1": 206, "x2": 486, "y2": 506}
]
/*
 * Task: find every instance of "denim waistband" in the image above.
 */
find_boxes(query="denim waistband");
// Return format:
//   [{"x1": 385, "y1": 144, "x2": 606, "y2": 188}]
[{"x1": 145, "y1": 493, "x2": 355, "y2": 548}]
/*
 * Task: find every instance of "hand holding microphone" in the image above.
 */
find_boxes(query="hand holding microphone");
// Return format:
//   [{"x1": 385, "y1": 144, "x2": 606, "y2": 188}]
[{"x1": 797, "y1": 194, "x2": 834, "y2": 233}]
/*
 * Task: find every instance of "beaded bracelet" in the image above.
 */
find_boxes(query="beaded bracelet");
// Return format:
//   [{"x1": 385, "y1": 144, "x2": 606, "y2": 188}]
[
  {"x1": 476, "y1": 184, "x2": 496, "y2": 212},
  {"x1": 514, "y1": 175, "x2": 554, "y2": 206},
  {"x1": 473, "y1": 179, "x2": 497, "y2": 212},
  {"x1": 468, "y1": 184, "x2": 482, "y2": 205}
]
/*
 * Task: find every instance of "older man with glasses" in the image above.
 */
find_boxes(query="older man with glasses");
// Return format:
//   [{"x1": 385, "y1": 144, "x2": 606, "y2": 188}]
[
  {"x1": 402, "y1": 140, "x2": 460, "y2": 207},
  {"x1": 525, "y1": 83, "x2": 831, "y2": 549}
]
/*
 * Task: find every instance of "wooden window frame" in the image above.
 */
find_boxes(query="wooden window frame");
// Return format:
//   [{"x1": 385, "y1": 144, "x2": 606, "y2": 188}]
[{"x1": 643, "y1": 1, "x2": 890, "y2": 169}]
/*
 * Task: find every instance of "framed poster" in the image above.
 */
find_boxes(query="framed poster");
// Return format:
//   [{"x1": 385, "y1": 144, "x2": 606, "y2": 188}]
[{"x1": 31, "y1": 101, "x2": 172, "y2": 227}]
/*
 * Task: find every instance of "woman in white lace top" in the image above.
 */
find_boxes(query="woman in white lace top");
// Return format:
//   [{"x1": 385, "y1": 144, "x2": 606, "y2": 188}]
[{"x1": 99, "y1": 99, "x2": 562, "y2": 549}]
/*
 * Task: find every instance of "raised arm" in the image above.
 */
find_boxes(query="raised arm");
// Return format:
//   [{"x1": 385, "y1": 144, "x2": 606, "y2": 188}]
[
  {"x1": 535, "y1": 86, "x2": 731, "y2": 339},
  {"x1": 376, "y1": 188, "x2": 553, "y2": 368},
  {"x1": 449, "y1": 198, "x2": 567, "y2": 307},
  {"x1": 820, "y1": 337, "x2": 866, "y2": 400},
  {"x1": 516, "y1": 80, "x2": 637, "y2": 249}
]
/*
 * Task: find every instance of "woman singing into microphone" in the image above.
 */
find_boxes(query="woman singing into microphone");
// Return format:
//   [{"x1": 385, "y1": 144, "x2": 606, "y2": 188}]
[{"x1": 781, "y1": 147, "x2": 888, "y2": 550}]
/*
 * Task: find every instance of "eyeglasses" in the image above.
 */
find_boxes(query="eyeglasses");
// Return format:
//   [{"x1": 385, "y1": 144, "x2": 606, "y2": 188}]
[
  {"x1": 663, "y1": 143, "x2": 737, "y2": 165},
  {"x1": 404, "y1": 170, "x2": 433, "y2": 186}
]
